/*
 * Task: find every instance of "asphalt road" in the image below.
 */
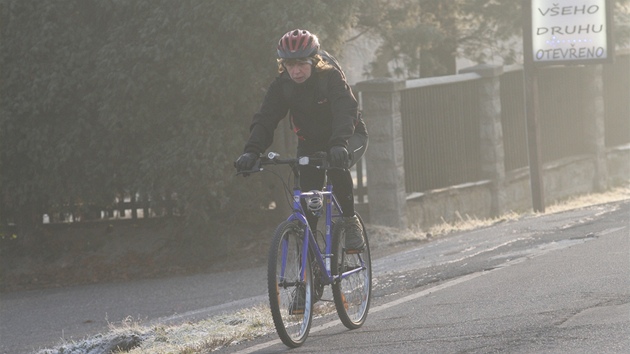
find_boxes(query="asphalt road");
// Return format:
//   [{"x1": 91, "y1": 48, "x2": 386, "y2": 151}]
[
  {"x1": 224, "y1": 200, "x2": 629, "y2": 353},
  {"x1": 1, "y1": 200, "x2": 628, "y2": 353}
]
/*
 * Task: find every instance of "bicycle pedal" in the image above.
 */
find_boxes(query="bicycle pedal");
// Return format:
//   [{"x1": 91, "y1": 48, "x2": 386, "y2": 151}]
[
  {"x1": 289, "y1": 308, "x2": 304, "y2": 315},
  {"x1": 341, "y1": 293, "x2": 349, "y2": 310}
]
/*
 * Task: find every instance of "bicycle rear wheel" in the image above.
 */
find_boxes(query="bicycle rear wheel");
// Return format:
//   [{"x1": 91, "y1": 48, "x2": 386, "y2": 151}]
[
  {"x1": 331, "y1": 213, "x2": 372, "y2": 329},
  {"x1": 267, "y1": 220, "x2": 313, "y2": 347}
]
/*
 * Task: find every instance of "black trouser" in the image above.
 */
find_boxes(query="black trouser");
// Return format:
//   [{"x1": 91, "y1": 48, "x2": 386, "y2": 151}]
[{"x1": 298, "y1": 132, "x2": 368, "y2": 230}]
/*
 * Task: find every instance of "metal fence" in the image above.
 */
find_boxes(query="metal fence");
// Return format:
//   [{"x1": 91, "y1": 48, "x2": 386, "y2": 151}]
[
  {"x1": 538, "y1": 66, "x2": 591, "y2": 161},
  {"x1": 603, "y1": 53, "x2": 630, "y2": 147},
  {"x1": 500, "y1": 67, "x2": 528, "y2": 171},
  {"x1": 400, "y1": 76, "x2": 484, "y2": 192},
  {"x1": 395, "y1": 50, "x2": 630, "y2": 194},
  {"x1": 500, "y1": 65, "x2": 592, "y2": 172}
]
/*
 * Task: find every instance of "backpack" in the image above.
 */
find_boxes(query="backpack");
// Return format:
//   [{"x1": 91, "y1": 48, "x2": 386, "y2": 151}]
[
  {"x1": 282, "y1": 49, "x2": 347, "y2": 101},
  {"x1": 318, "y1": 49, "x2": 346, "y2": 82}
]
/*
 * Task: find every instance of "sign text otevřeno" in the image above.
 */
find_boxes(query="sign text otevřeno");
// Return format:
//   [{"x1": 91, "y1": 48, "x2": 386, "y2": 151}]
[{"x1": 532, "y1": 1, "x2": 611, "y2": 64}]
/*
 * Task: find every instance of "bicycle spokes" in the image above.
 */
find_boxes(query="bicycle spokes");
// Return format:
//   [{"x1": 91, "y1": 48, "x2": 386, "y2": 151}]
[
  {"x1": 268, "y1": 221, "x2": 313, "y2": 348},
  {"x1": 331, "y1": 215, "x2": 372, "y2": 329}
]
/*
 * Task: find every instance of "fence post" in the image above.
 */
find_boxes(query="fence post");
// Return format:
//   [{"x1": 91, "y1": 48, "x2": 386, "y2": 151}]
[
  {"x1": 459, "y1": 64, "x2": 507, "y2": 216},
  {"x1": 356, "y1": 78, "x2": 408, "y2": 229},
  {"x1": 583, "y1": 64, "x2": 609, "y2": 192}
]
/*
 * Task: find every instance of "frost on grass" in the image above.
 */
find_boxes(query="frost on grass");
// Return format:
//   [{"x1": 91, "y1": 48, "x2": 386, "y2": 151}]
[
  {"x1": 36, "y1": 301, "x2": 341, "y2": 354},
  {"x1": 128, "y1": 307, "x2": 275, "y2": 353},
  {"x1": 37, "y1": 307, "x2": 275, "y2": 354},
  {"x1": 36, "y1": 332, "x2": 145, "y2": 354}
]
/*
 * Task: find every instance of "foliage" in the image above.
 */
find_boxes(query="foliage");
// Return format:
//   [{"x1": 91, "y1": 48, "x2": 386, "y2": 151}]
[
  {"x1": 0, "y1": 0, "x2": 361, "y2": 240},
  {"x1": 357, "y1": 0, "x2": 630, "y2": 79},
  {"x1": 353, "y1": 0, "x2": 518, "y2": 78},
  {"x1": 0, "y1": 1, "x2": 106, "y2": 229},
  {"x1": 616, "y1": 1, "x2": 630, "y2": 48},
  {"x1": 3, "y1": 0, "x2": 625, "y2": 241}
]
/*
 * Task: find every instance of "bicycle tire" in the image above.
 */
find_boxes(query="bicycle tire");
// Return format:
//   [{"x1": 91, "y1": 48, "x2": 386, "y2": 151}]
[
  {"x1": 331, "y1": 213, "x2": 372, "y2": 329},
  {"x1": 267, "y1": 220, "x2": 313, "y2": 347}
]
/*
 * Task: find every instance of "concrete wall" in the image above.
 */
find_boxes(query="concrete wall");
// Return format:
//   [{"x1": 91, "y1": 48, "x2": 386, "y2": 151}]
[
  {"x1": 406, "y1": 150, "x2": 629, "y2": 230},
  {"x1": 356, "y1": 60, "x2": 630, "y2": 230}
]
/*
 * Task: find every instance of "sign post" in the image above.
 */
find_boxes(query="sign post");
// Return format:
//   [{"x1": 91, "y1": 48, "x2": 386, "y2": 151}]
[
  {"x1": 521, "y1": 0, "x2": 613, "y2": 212},
  {"x1": 522, "y1": 0, "x2": 545, "y2": 213}
]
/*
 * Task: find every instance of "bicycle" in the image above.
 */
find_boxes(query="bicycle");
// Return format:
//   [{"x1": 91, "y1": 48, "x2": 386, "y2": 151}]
[{"x1": 238, "y1": 151, "x2": 372, "y2": 347}]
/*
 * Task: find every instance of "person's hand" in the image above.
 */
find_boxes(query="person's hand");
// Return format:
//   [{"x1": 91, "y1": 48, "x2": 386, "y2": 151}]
[
  {"x1": 329, "y1": 146, "x2": 349, "y2": 169},
  {"x1": 234, "y1": 152, "x2": 259, "y2": 176}
]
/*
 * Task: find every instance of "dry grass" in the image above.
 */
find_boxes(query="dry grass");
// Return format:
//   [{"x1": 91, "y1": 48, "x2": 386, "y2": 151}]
[
  {"x1": 545, "y1": 184, "x2": 630, "y2": 213},
  {"x1": 411, "y1": 184, "x2": 630, "y2": 241},
  {"x1": 39, "y1": 183, "x2": 630, "y2": 354},
  {"x1": 122, "y1": 306, "x2": 275, "y2": 353}
]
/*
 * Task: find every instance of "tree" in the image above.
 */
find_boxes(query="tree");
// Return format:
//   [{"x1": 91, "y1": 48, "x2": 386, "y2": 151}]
[
  {"x1": 0, "y1": 1, "x2": 107, "y2": 240},
  {"x1": 0, "y1": 0, "x2": 362, "y2": 246},
  {"x1": 356, "y1": 0, "x2": 630, "y2": 79}
]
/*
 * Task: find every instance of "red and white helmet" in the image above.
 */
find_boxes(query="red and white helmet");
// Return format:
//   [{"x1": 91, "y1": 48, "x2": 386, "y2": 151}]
[{"x1": 277, "y1": 29, "x2": 320, "y2": 59}]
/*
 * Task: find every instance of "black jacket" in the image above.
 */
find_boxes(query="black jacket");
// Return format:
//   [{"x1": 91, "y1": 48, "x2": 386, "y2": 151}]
[{"x1": 244, "y1": 68, "x2": 366, "y2": 155}]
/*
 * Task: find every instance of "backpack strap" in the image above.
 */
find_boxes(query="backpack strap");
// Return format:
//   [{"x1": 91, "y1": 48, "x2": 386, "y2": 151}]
[{"x1": 317, "y1": 70, "x2": 331, "y2": 101}]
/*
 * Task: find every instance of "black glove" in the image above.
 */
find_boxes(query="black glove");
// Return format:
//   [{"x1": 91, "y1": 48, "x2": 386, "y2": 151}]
[
  {"x1": 234, "y1": 152, "x2": 259, "y2": 175},
  {"x1": 329, "y1": 146, "x2": 349, "y2": 169}
]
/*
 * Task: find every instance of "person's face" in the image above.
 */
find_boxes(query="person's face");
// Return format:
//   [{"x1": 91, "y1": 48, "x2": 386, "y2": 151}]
[{"x1": 283, "y1": 59, "x2": 312, "y2": 84}]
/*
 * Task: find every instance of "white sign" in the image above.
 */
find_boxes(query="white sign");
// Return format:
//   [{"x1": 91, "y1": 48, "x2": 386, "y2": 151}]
[{"x1": 531, "y1": 0, "x2": 612, "y2": 64}]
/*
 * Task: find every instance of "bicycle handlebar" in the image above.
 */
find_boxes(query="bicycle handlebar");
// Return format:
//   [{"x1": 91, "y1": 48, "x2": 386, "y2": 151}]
[
  {"x1": 236, "y1": 151, "x2": 338, "y2": 176},
  {"x1": 262, "y1": 151, "x2": 328, "y2": 166}
]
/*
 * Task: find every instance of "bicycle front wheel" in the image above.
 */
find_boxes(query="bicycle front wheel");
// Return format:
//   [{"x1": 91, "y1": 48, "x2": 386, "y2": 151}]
[
  {"x1": 267, "y1": 220, "x2": 313, "y2": 348},
  {"x1": 331, "y1": 213, "x2": 372, "y2": 329}
]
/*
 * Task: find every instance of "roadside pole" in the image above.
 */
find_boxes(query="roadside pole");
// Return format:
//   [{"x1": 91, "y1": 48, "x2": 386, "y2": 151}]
[{"x1": 522, "y1": 0, "x2": 545, "y2": 213}]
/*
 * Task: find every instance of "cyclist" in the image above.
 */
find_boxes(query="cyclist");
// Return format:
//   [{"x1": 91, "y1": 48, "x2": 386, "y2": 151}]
[{"x1": 235, "y1": 29, "x2": 368, "y2": 252}]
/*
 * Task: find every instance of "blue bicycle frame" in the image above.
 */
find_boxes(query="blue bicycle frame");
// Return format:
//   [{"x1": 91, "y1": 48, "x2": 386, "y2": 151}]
[{"x1": 285, "y1": 181, "x2": 365, "y2": 287}]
